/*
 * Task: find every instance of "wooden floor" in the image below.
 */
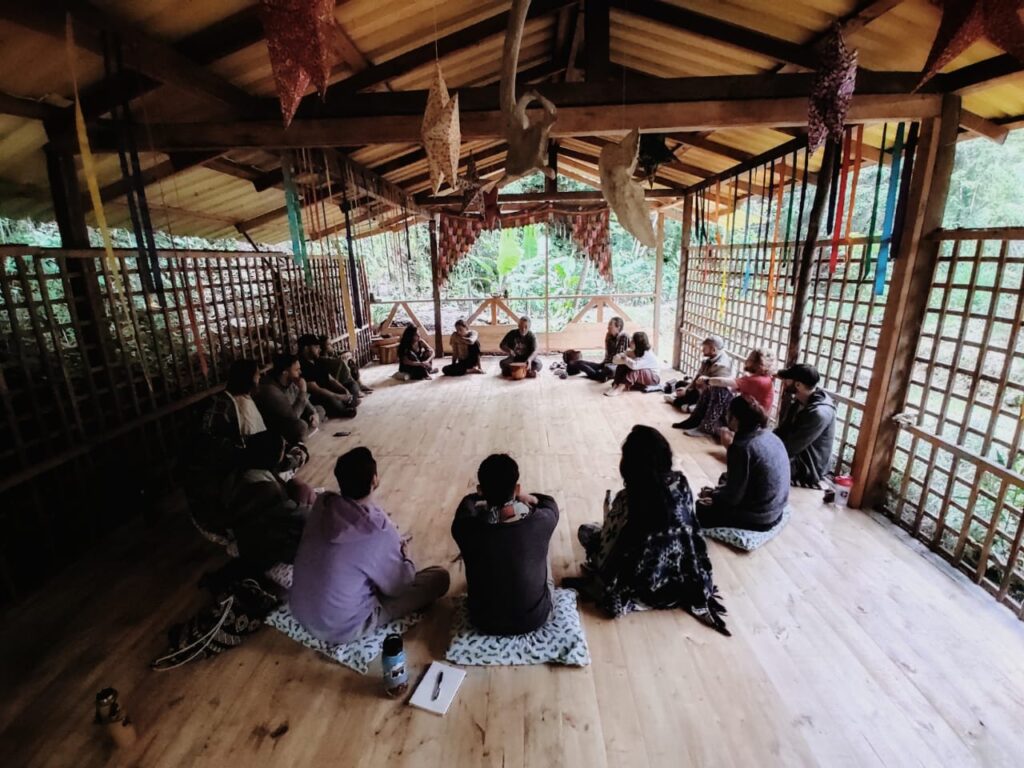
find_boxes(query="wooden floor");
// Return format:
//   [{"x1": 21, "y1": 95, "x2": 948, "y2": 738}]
[{"x1": 3, "y1": 357, "x2": 1024, "y2": 768}]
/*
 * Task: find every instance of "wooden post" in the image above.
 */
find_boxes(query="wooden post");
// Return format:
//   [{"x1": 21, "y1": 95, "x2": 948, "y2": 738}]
[
  {"x1": 546, "y1": 142, "x2": 558, "y2": 194},
  {"x1": 544, "y1": 222, "x2": 551, "y2": 352},
  {"x1": 672, "y1": 194, "x2": 693, "y2": 370},
  {"x1": 428, "y1": 215, "x2": 444, "y2": 355},
  {"x1": 849, "y1": 94, "x2": 961, "y2": 510},
  {"x1": 786, "y1": 138, "x2": 838, "y2": 371},
  {"x1": 653, "y1": 212, "x2": 665, "y2": 355}
]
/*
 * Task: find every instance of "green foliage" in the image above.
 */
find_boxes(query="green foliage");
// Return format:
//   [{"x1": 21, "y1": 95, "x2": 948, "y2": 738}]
[{"x1": 497, "y1": 230, "x2": 522, "y2": 279}]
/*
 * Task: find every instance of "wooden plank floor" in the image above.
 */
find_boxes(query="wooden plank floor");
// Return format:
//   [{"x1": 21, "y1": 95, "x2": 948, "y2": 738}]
[{"x1": 3, "y1": 356, "x2": 1024, "y2": 767}]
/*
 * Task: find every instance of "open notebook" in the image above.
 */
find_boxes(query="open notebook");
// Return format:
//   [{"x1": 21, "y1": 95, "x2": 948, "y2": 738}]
[{"x1": 409, "y1": 661, "x2": 465, "y2": 715}]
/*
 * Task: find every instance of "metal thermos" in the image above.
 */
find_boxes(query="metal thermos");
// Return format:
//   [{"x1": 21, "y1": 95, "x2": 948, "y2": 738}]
[
  {"x1": 381, "y1": 634, "x2": 409, "y2": 697},
  {"x1": 95, "y1": 687, "x2": 137, "y2": 748}
]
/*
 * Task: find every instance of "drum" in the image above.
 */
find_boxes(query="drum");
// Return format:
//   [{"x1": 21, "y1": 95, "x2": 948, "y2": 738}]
[{"x1": 508, "y1": 362, "x2": 528, "y2": 380}]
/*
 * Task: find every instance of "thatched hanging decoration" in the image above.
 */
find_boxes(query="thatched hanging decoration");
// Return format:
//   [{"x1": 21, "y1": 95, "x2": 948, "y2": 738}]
[
  {"x1": 598, "y1": 129, "x2": 656, "y2": 247},
  {"x1": 808, "y1": 25, "x2": 858, "y2": 153}
]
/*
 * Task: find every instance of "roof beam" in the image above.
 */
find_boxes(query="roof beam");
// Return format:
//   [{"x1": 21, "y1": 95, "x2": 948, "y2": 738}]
[
  {"x1": 87, "y1": 92, "x2": 943, "y2": 150},
  {"x1": 304, "y1": 0, "x2": 574, "y2": 107},
  {"x1": 0, "y1": 0, "x2": 259, "y2": 113},
  {"x1": 0, "y1": 91, "x2": 62, "y2": 120},
  {"x1": 940, "y1": 54, "x2": 1024, "y2": 95},
  {"x1": 95, "y1": 151, "x2": 220, "y2": 203},
  {"x1": 959, "y1": 110, "x2": 1009, "y2": 144},
  {"x1": 609, "y1": 0, "x2": 818, "y2": 70},
  {"x1": 584, "y1": 0, "x2": 610, "y2": 81}
]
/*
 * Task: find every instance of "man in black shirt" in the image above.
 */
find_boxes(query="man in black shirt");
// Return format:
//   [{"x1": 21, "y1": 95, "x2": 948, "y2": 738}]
[
  {"x1": 297, "y1": 334, "x2": 357, "y2": 419},
  {"x1": 452, "y1": 454, "x2": 558, "y2": 635},
  {"x1": 498, "y1": 316, "x2": 542, "y2": 378}
]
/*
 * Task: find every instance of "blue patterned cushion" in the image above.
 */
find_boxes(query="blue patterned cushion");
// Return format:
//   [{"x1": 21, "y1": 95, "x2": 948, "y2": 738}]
[
  {"x1": 266, "y1": 603, "x2": 422, "y2": 674},
  {"x1": 703, "y1": 505, "x2": 792, "y2": 551},
  {"x1": 445, "y1": 588, "x2": 590, "y2": 667}
]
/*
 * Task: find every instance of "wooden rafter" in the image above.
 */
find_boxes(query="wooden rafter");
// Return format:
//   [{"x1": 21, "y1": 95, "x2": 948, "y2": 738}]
[
  {"x1": 0, "y1": 91, "x2": 62, "y2": 120},
  {"x1": 585, "y1": 0, "x2": 610, "y2": 81},
  {"x1": 81, "y1": 92, "x2": 942, "y2": 150},
  {"x1": 609, "y1": 0, "x2": 817, "y2": 70}
]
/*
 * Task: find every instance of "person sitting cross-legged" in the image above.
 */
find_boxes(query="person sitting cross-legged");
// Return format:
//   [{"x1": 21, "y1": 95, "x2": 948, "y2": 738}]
[
  {"x1": 442, "y1": 319, "x2": 484, "y2": 376},
  {"x1": 318, "y1": 334, "x2": 373, "y2": 397},
  {"x1": 563, "y1": 425, "x2": 729, "y2": 634},
  {"x1": 290, "y1": 447, "x2": 450, "y2": 644},
  {"x1": 667, "y1": 335, "x2": 733, "y2": 410},
  {"x1": 773, "y1": 363, "x2": 837, "y2": 489},
  {"x1": 604, "y1": 331, "x2": 661, "y2": 397},
  {"x1": 696, "y1": 395, "x2": 790, "y2": 532},
  {"x1": 297, "y1": 334, "x2": 357, "y2": 418},
  {"x1": 563, "y1": 316, "x2": 629, "y2": 382},
  {"x1": 254, "y1": 353, "x2": 325, "y2": 445},
  {"x1": 675, "y1": 347, "x2": 774, "y2": 439},
  {"x1": 396, "y1": 325, "x2": 437, "y2": 381},
  {"x1": 452, "y1": 454, "x2": 559, "y2": 635},
  {"x1": 499, "y1": 316, "x2": 542, "y2": 378}
]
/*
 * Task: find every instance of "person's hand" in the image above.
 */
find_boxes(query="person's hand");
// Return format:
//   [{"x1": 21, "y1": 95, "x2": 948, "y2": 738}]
[
  {"x1": 699, "y1": 486, "x2": 714, "y2": 498},
  {"x1": 696, "y1": 496, "x2": 712, "y2": 506},
  {"x1": 297, "y1": 377, "x2": 307, "y2": 393},
  {"x1": 308, "y1": 412, "x2": 320, "y2": 429},
  {"x1": 695, "y1": 377, "x2": 707, "y2": 391},
  {"x1": 517, "y1": 492, "x2": 539, "y2": 507}
]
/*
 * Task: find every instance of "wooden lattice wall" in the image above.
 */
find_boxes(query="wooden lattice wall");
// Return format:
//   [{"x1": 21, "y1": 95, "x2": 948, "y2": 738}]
[{"x1": 0, "y1": 246, "x2": 372, "y2": 602}]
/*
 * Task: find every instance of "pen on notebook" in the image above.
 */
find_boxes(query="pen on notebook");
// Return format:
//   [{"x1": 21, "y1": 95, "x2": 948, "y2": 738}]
[{"x1": 431, "y1": 670, "x2": 444, "y2": 701}]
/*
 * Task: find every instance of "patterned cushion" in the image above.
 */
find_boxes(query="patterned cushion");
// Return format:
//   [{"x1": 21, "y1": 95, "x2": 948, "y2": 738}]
[
  {"x1": 264, "y1": 563, "x2": 293, "y2": 590},
  {"x1": 703, "y1": 506, "x2": 792, "y2": 551},
  {"x1": 445, "y1": 588, "x2": 590, "y2": 667},
  {"x1": 265, "y1": 603, "x2": 422, "y2": 674}
]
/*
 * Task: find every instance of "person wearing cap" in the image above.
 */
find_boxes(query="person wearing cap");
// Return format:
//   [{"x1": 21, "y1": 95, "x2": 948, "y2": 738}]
[
  {"x1": 774, "y1": 363, "x2": 837, "y2": 488},
  {"x1": 667, "y1": 335, "x2": 732, "y2": 411}
]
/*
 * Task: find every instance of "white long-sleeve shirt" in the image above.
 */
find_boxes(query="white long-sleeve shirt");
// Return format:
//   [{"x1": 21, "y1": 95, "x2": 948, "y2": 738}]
[{"x1": 612, "y1": 350, "x2": 660, "y2": 371}]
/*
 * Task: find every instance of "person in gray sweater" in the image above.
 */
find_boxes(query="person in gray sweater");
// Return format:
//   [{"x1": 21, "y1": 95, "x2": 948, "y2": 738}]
[
  {"x1": 254, "y1": 353, "x2": 324, "y2": 444},
  {"x1": 697, "y1": 396, "x2": 790, "y2": 531},
  {"x1": 773, "y1": 364, "x2": 837, "y2": 488}
]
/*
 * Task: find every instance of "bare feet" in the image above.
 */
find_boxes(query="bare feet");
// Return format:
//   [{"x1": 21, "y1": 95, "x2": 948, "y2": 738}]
[
  {"x1": 468, "y1": 367, "x2": 484, "y2": 374},
  {"x1": 604, "y1": 385, "x2": 623, "y2": 397}
]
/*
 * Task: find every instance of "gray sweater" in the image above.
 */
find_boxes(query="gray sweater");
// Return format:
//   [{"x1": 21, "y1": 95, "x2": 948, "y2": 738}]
[
  {"x1": 710, "y1": 428, "x2": 791, "y2": 527},
  {"x1": 255, "y1": 376, "x2": 313, "y2": 427},
  {"x1": 774, "y1": 389, "x2": 837, "y2": 485}
]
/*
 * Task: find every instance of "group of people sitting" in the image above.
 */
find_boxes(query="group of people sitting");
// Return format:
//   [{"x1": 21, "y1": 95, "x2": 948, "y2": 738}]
[
  {"x1": 184, "y1": 334, "x2": 373, "y2": 578},
  {"x1": 291, "y1": 424, "x2": 731, "y2": 644},
  {"x1": 668, "y1": 334, "x2": 838, "y2": 489}
]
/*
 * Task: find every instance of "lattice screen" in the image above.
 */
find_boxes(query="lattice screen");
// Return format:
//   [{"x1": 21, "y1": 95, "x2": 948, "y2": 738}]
[{"x1": 886, "y1": 235, "x2": 1024, "y2": 615}]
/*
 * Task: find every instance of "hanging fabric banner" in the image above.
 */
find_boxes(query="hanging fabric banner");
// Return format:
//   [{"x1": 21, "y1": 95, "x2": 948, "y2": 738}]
[
  {"x1": 767, "y1": 162, "x2": 786, "y2": 318},
  {"x1": 281, "y1": 154, "x2": 313, "y2": 286},
  {"x1": 864, "y1": 122, "x2": 889, "y2": 277},
  {"x1": 843, "y1": 125, "x2": 865, "y2": 263},
  {"x1": 875, "y1": 123, "x2": 905, "y2": 295},
  {"x1": 66, "y1": 16, "x2": 122, "y2": 299}
]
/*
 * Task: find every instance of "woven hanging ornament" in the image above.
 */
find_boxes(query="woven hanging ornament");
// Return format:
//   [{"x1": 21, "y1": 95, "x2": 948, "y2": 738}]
[
  {"x1": 458, "y1": 153, "x2": 485, "y2": 214},
  {"x1": 259, "y1": 0, "x2": 345, "y2": 127},
  {"x1": 917, "y1": 0, "x2": 1024, "y2": 89},
  {"x1": 421, "y1": 62, "x2": 462, "y2": 195},
  {"x1": 637, "y1": 134, "x2": 676, "y2": 188},
  {"x1": 808, "y1": 25, "x2": 858, "y2": 153}
]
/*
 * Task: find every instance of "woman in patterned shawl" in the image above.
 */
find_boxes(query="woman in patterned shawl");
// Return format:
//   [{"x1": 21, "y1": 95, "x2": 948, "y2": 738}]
[{"x1": 567, "y1": 425, "x2": 729, "y2": 635}]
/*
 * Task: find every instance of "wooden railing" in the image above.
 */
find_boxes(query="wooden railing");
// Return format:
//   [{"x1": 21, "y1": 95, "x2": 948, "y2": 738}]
[
  {"x1": 370, "y1": 293, "x2": 656, "y2": 354},
  {"x1": 0, "y1": 246, "x2": 372, "y2": 602}
]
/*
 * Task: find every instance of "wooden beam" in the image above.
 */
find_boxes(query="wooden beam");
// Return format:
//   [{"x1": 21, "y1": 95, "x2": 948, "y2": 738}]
[
  {"x1": 849, "y1": 94, "x2": 961, "y2": 511},
  {"x1": 88, "y1": 93, "x2": 943, "y2": 150},
  {"x1": 0, "y1": 0, "x2": 259, "y2": 112},
  {"x1": 0, "y1": 91, "x2": 62, "y2": 120},
  {"x1": 610, "y1": 0, "x2": 817, "y2": 70},
  {"x1": 308, "y1": 0, "x2": 574, "y2": 103},
  {"x1": 428, "y1": 216, "x2": 444, "y2": 354},
  {"x1": 95, "y1": 151, "x2": 220, "y2": 204},
  {"x1": 585, "y1": 0, "x2": 610, "y2": 81},
  {"x1": 958, "y1": 110, "x2": 1009, "y2": 144},
  {"x1": 561, "y1": 1, "x2": 584, "y2": 82},
  {"x1": 653, "y1": 212, "x2": 664, "y2": 354},
  {"x1": 419, "y1": 188, "x2": 685, "y2": 206},
  {"x1": 939, "y1": 54, "x2": 1024, "y2": 95}
]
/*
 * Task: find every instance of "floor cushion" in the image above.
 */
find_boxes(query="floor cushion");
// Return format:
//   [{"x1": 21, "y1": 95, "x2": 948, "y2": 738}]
[
  {"x1": 445, "y1": 588, "x2": 590, "y2": 667},
  {"x1": 265, "y1": 603, "x2": 422, "y2": 674},
  {"x1": 703, "y1": 505, "x2": 792, "y2": 551}
]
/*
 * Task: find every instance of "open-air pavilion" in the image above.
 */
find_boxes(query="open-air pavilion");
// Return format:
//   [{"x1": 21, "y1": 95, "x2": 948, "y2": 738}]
[{"x1": 2, "y1": 1, "x2": 1024, "y2": 766}]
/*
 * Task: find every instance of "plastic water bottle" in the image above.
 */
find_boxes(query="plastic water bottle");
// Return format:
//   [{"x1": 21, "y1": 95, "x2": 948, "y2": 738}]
[{"x1": 381, "y1": 634, "x2": 408, "y2": 697}]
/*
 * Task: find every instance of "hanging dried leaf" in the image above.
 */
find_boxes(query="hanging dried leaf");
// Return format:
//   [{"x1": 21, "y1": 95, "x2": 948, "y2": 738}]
[{"x1": 599, "y1": 129, "x2": 656, "y2": 247}]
